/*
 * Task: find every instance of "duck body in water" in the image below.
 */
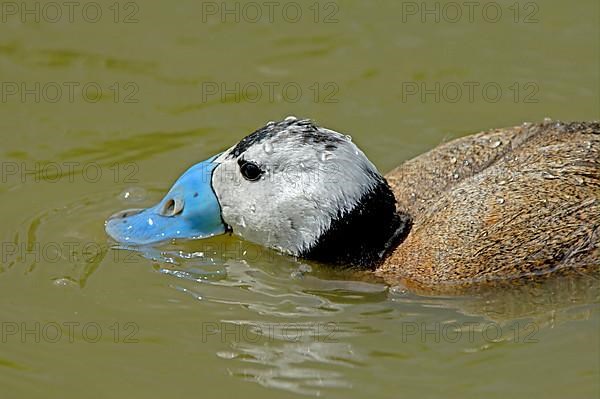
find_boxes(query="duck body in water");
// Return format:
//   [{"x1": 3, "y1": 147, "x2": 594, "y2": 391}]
[{"x1": 105, "y1": 119, "x2": 599, "y2": 286}]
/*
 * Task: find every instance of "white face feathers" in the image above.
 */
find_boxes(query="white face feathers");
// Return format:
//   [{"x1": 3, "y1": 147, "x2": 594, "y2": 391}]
[{"x1": 211, "y1": 118, "x2": 386, "y2": 257}]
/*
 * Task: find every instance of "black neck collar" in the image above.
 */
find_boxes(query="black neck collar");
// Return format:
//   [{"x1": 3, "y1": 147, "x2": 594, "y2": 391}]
[{"x1": 302, "y1": 176, "x2": 411, "y2": 269}]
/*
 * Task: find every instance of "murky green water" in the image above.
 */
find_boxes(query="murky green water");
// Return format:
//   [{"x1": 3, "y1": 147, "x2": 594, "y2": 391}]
[{"x1": 1, "y1": 1, "x2": 599, "y2": 397}]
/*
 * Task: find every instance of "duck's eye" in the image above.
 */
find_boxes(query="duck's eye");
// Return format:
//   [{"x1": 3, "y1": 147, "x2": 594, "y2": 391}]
[{"x1": 239, "y1": 161, "x2": 263, "y2": 181}]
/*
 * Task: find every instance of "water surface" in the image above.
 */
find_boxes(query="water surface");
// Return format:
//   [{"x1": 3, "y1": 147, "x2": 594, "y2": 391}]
[{"x1": 1, "y1": 1, "x2": 599, "y2": 397}]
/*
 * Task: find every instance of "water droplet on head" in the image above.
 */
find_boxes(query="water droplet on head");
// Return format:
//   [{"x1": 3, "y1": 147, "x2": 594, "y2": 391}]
[
  {"x1": 450, "y1": 157, "x2": 457, "y2": 164},
  {"x1": 453, "y1": 173, "x2": 459, "y2": 179},
  {"x1": 148, "y1": 218, "x2": 154, "y2": 226},
  {"x1": 463, "y1": 160, "x2": 470, "y2": 166},
  {"x1": 263, "y1": 141, "x2": 274, "y2": 154},
  {"x1": 319, "y1": 151, "x2": 334, "y2": 162},
  {"x1": 496, "y1": 197, "x2": 505, "y2": 204}
]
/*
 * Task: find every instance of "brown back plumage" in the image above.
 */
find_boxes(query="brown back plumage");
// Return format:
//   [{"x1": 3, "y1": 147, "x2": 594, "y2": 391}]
[{"x1": 378, "y1": 121, "x2": 600, "y2": 287}]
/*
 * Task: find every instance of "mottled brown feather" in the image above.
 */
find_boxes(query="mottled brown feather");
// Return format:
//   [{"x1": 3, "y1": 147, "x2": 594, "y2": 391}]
[{"x1": 377, "y1": 120, "x2": 600, "y2": 287}]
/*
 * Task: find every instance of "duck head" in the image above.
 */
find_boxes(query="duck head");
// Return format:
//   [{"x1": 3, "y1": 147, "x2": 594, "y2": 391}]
[{"x1": 105, "y1": 118, "x2": 410, "y2": 267}]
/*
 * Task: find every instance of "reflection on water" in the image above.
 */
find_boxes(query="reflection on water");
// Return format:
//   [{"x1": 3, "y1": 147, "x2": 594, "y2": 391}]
[{"x1": 103, "y1": 230, "x2": 599, "y2": 396}]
